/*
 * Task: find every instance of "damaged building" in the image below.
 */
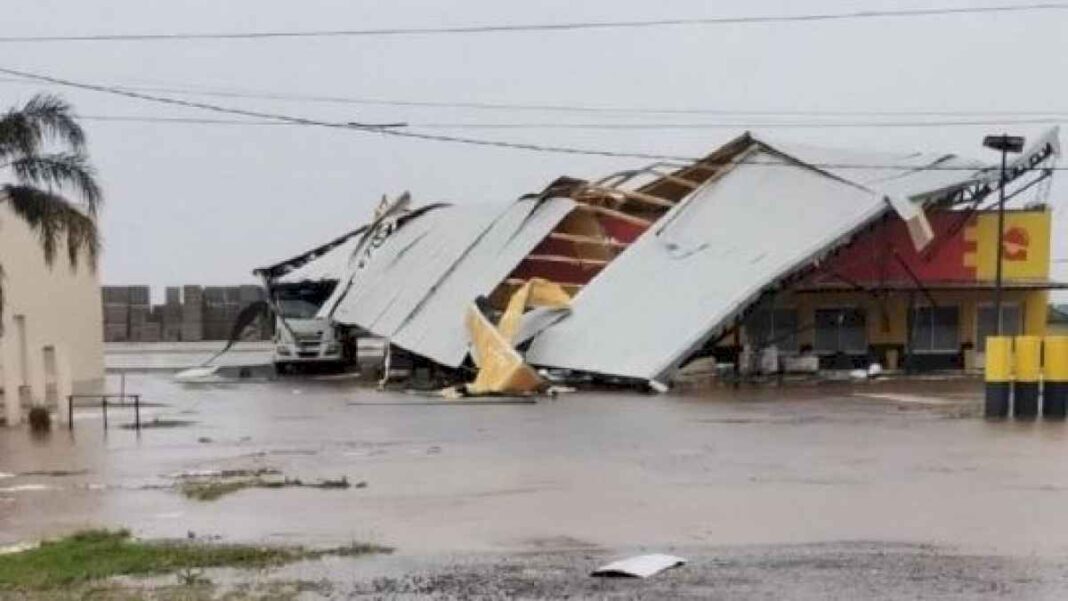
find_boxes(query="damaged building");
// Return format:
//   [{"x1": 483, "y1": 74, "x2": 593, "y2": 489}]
[{"x1": 258, "y1": 130, "x2": 1062, "y2": 389}]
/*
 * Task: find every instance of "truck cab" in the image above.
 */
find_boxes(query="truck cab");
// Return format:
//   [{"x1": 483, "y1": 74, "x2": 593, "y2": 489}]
[{"x1": 271, "y1": 281, "x2": 345, "y2": 372}]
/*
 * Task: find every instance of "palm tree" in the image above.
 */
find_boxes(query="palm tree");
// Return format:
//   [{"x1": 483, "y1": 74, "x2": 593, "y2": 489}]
[{"x1": 0, "y1": 94, "x2": 102, "y2": 329}]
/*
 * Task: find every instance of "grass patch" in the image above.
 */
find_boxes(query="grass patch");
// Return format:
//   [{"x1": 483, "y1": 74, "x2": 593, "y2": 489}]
[
  {"x1": 0, "y1": 530, "x2": 391, "y2": 591},
  {"x1": 0, "y1": 530, "x2": 294, "y2": 590},
  {"x1": 312, "y1": 541, "x2": 391, "y2": 557},
  {"x1": 177, "y1": 473, "x2": 360, "y2": 501},
  {"x1": 178, "y1": 480, "x2": 255, "y2": 502}
]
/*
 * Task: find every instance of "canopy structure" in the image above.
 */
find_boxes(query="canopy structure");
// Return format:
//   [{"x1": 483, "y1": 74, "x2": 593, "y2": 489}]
[{"x1": 523, "y1": 134, "x2": 1016, "y2": 382}]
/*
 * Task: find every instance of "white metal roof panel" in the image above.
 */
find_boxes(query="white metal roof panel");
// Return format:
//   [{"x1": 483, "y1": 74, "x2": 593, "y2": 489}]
[
  {"x1": 329, "y1": 204, "x2": 503, "y2": 338},
  {"x1": 762, "y1": 140, "x2": 986, "y2": 200},
  {"x1": 276, "y1": 235, "x2": 360, "y2": 283},
  {"x1": 389, "y1": 197, "x2": 576, "y2": 367},
  {"x1": 524, "y1": 149, "x2": 904, "y2": 380}
]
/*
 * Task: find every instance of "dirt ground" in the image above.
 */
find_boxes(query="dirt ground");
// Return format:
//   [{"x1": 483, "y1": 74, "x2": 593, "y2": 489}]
[
  {"x1": 4, "y1": 362, "x2": 1068, "y2": 597},
  {"x1": 335, "y1": 542, "x2": 1068, "y2": 600}
]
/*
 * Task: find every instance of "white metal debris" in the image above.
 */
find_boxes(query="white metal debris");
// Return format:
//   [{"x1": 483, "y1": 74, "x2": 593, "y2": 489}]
[{"x1": 591, "y1": 553, "x2": 687, "y2": 578}]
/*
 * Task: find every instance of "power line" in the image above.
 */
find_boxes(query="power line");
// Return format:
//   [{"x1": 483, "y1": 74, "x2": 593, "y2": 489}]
[
  {"x1": 0, "y1": 3, "x2": 1066, "y2": 43},
  {"x1": 77, "y1": 114, "x2": 1067, "y2": 129},
  {"x1": 6, "y1": 77, "x2": 1068, "y2": 119},
  {"x1": 0, "y1": 65, "x2": 696, "y2": 162},
  {"x1": 2, "y1": 65, "x2": 1064, "y2": 171}
]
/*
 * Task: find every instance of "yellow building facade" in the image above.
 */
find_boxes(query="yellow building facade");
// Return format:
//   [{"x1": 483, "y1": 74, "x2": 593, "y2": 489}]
[{"x1": 738, "y1": 207, "x2": 1058, "y2": 371}]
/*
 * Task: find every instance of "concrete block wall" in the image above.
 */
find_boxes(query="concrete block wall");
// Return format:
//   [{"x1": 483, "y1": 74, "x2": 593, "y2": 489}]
[{"x1": 101, "y1": 284, "x2": 271, "y2": 342}]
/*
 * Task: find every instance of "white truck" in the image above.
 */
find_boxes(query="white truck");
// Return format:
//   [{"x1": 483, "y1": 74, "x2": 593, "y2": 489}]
[{"x1": 270, "y1": 281, "x2": 348, "y2": 372}]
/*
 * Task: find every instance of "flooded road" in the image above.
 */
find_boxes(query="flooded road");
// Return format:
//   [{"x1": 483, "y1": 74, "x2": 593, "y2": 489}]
[{"x1": 2, "y1": 369, "x2": 1067, "y2": 565}]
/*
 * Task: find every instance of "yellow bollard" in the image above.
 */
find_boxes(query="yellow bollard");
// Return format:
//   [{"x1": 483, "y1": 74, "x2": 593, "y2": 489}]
[
  {"x1": 1043, "y1": 337, "x2": 1068, "y2": 419},
  {"x1": 1013, "y1": 336, "x2": 1041, "y2": 419},
  {"x1": 984, "y1": 336, "x2": 1013, "y2": 418}
]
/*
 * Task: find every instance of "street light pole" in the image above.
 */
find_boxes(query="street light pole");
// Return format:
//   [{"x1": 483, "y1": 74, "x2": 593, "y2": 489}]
[
  {"x1": 982, "y1": 134, "x2": 1026, "y2": 336},
  {"x1": 993, "y1": 140, "x2": 1008, "y2": 335}
]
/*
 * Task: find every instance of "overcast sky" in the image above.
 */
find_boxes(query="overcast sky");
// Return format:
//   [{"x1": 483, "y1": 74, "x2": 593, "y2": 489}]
[{"x1": 3, "y1": 0, "x2": 1067, "y2": 300}]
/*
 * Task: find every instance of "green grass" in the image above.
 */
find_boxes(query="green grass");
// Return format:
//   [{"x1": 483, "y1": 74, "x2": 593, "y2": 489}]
[
  {"x1": 177, "y1": 479, "x2": 257, "y2": 501},
  {"x1": 177, "y1": 475, "x2": 357, "y2": 501},
  {"x1": 0, "y1": 529, "x2": 388, "y2": 591}
]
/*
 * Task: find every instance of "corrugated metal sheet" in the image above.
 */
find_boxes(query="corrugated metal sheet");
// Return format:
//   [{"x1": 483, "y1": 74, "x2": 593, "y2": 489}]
[
  {"x1": 391, "y1": 197, "x2": 575, "y2": 367},
  {"x1": 276, "y1": 235, "x2": 361, "y2": 283},
  {"x1": 525, "y1": 141, "x2": 988, "y2": 381},
  {"x1": 328, "y1": 197, "x2": 576, "y2": 367},
  {"x1": 328, "y1": 203, "x2": 501, "y2": 337}
]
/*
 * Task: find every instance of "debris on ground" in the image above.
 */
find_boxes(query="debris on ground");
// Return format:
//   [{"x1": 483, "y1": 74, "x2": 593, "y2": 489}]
[
  {"x1": 446, "y1": 278, "x2": 571, "y2": 398},
  {"x1": 591, "y1": 553, "x2": 687, "y2": 578}
]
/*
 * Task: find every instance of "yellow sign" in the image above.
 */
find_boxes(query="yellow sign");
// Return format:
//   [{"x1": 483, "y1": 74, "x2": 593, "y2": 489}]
[{"x1": 963, "y1": 209, "x2": 1050, "y2": 281}]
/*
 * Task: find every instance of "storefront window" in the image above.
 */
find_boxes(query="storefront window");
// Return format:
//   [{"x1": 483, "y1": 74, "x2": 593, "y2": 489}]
[
  {"x1": 977, "y1": 305, "x2": 1022, "y2": 352},
  {"x1": 814, "y1": 308, "x2": 867, "y2": 353},
  {"x1": 745, "y1": 309, "x2": 799, "y2": 352},
  {"x1": 909, "y1": 305, "x2": 960, "y2": 352}
]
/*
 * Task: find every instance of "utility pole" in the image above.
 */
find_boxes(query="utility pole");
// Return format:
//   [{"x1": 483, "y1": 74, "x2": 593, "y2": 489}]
[{"x1": 982, "y1": 134, "x2": 1025, "y2": 335}]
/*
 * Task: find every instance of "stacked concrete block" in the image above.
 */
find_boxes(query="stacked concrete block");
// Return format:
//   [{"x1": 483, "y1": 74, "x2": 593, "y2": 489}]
[
  {"x1": 127, "y1": 285, "x2": 151, "y2": 339},
  {"x1": 101, "y1": 283, "x2": 276, "y2": 343},
  {"x1": 101, "y1": 286, "x2": 130, "y2": 342},
  {"x1": 202, "y1": 286, "x2": 228, "y2": 340},
  {"x1": 181, "y1": 285, "x2": 204, "y2": 341},
  {"x1": 162, "y1": 287, "x2": 183, "y2": 341},
  {"x1": 165, "y1": 287, "x2": 181, "y2": 305},
  {"x1": 140, "y1": 321, "x2": 162, "y2": 342},
  {"x1": 128, "y1": 303, "x2": 151, "y2": 342}
]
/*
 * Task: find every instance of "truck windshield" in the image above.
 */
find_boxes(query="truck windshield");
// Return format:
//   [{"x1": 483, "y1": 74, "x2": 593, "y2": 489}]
[
  {"x1": 272, "y1": 280, "x2": 338, "y2": 319},
  {"x1": 277, "y1": 299, "x2": 322, "y2": 319}
]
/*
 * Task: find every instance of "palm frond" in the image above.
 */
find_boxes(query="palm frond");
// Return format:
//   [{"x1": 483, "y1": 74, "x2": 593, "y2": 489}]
[
  {"x1": 1, "y1": 184, "x2": 100, "y2": 269},
  {"x1": 0, "y1": 94, "x2": 85, "y2": 160},
  {"x1": 7, "y1": 152, "x2": 102, "y2": 215}
]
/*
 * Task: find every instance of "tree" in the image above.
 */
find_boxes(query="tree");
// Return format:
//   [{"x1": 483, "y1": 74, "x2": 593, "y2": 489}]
[{"x1": 0, "y1": 94, "x2": 102, "y2": 329}]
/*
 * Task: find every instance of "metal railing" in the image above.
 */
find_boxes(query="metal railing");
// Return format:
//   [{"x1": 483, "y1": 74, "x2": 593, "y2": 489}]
[{"x1": 66, "y1": 393, "x2": 142, "y2": 431}]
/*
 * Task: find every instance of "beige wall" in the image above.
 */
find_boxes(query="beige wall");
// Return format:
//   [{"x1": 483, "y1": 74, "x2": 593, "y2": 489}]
[{"x1": 0, "y1": 202, "x2": 104, "y2": 425}]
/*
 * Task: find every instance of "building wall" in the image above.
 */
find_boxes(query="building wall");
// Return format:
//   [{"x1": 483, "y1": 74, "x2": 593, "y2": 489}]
[
  {"x1": 101, "y1": 284, "x2": 270, "y2": 342},
  {"x1": 0, "y1": 202, "x2": 104, "y2": 424},
  {"x1": 745, "y1": 288, "x2": 1048, "y2": 369},
  {"x1": 732, "y1": 207, "x2": 1054, "y2": 371}
]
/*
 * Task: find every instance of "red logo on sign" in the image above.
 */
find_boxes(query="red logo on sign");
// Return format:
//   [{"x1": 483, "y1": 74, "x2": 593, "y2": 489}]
[{"x1": 1002, "y1": 227, "x2": 1030, "y2": 261}]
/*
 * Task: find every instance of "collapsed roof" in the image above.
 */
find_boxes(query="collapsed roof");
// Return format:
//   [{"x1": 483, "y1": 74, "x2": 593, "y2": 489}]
[
  {"x1": 523, "y1": 135, "x2": 994, "y2": 381},
  {"x1": 272, "y1": 129, "x2": 1059, "y2": 383}
]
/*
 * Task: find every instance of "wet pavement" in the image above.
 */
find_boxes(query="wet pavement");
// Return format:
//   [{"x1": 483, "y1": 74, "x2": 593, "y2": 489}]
[{"x1": 4, "y1": 359, "x2": 1068, "y2": 596}]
